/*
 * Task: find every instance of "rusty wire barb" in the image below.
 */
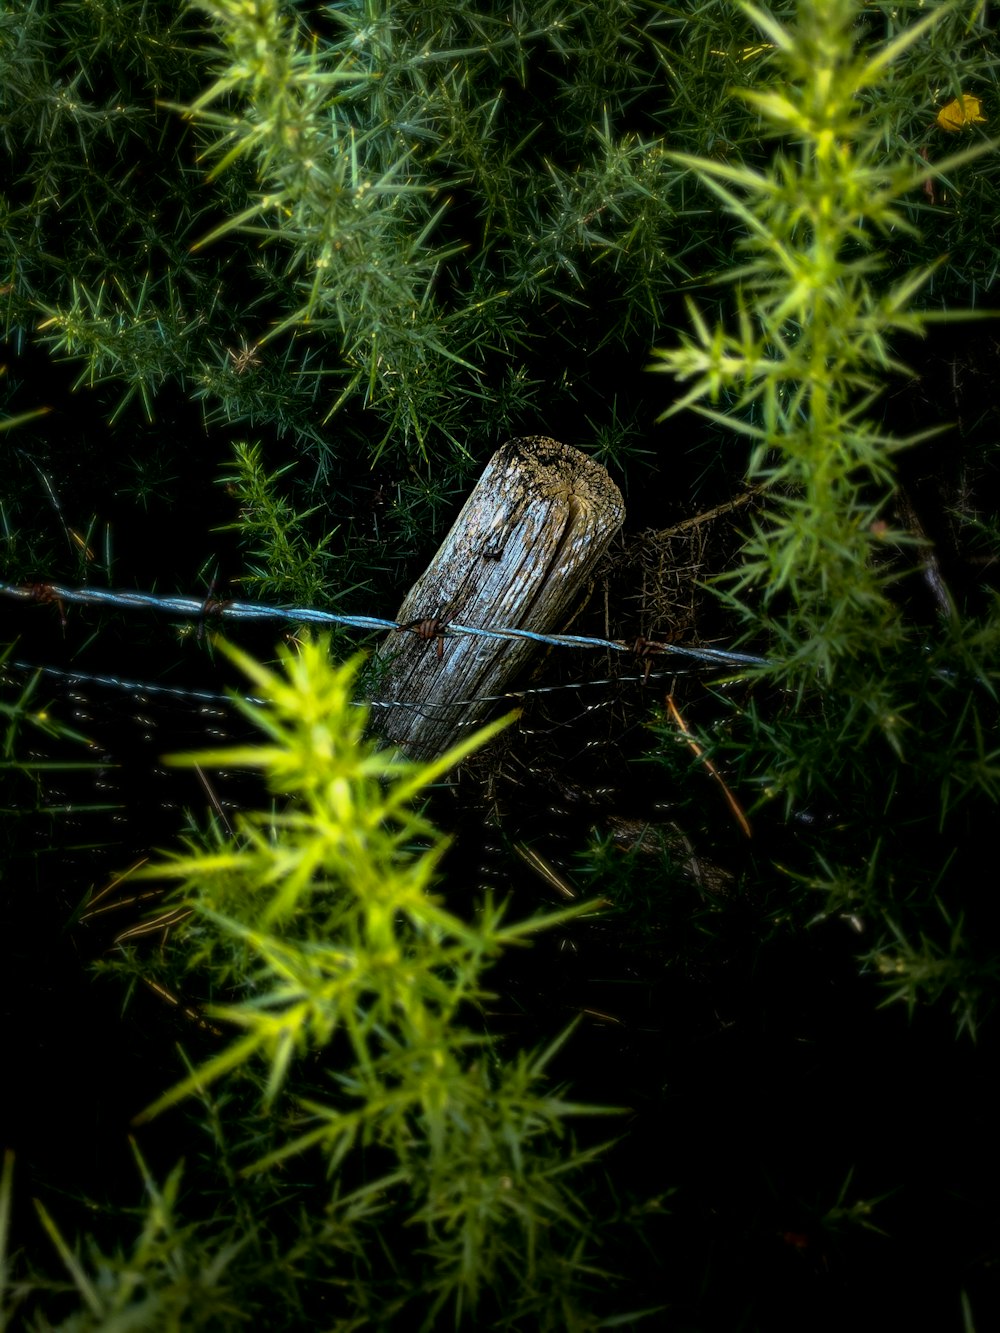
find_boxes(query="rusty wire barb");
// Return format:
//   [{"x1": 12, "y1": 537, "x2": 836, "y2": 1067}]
[{"x1": 398, "y1": 612, "x2": 449, "y2": 660}]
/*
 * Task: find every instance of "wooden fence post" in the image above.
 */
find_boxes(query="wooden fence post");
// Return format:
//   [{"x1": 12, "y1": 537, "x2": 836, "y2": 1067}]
[{"x1": 372, "y1": 436, "x2": 624, "y2": 759}]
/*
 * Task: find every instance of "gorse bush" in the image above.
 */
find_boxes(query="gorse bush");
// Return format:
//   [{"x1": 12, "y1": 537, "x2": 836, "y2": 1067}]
[
  {"x1": 653, "y1": 0, "x2": 991, "y2": 685},
  {"x1": 3, "y1": 0, "x2": 1000, "y2": 1327},
  {"x1": 5, "y1": 641, "x2": 616, "y2": 1329},
  {"x1": 1, "y1": 0, "x2": 792, "y2": 602},
  {"x1": 652, "y1": 0, "x2": 1000, "y2": 1038},
  {"x1": 218, "y1": 441, "x2": 352, "y2": 612}
]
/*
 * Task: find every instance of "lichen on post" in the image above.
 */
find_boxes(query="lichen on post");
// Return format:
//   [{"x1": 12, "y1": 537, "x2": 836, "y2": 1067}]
[{"x1": 372, "y1": 436, "x2": 625, "y2": 759}]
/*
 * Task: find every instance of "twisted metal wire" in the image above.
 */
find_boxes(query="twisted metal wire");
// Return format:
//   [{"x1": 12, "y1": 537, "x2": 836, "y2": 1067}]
[
  {"x1": 0, "y1": 580, "x2": 769, "y2": 670},
  {"x1": 3, "y1": 656, "x2": 702, "y2": 715}
]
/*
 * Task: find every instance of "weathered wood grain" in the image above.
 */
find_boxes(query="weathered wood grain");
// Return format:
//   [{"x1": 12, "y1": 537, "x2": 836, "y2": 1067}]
[{"x1": 372, "y1": 436, "x2": 625, "y2": 759}]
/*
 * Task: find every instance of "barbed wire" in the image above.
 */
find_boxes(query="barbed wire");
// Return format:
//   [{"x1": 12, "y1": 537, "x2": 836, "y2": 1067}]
[
  {"x1": 0, "y1": 579, "x2": 769, "y2": 670},
  {"x1": 2, "y1": 656, "x2": 704, "y2": 717}
]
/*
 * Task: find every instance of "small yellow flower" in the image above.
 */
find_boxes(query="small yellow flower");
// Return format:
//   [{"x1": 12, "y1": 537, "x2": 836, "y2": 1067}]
[{"x1": 936, "y1": 94, "x2": 987, "y2": 132}]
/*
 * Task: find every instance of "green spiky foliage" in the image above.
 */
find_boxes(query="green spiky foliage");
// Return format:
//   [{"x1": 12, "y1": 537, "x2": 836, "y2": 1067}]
[
  {"x1": 650, "y1": 0, "x2": 1000, "y2": 1037},
  {"x1": 4, "y1": 0, "x2": 1000, "y2": 1328},
  {"x1": 4, "y1": 640, "x2": 618, "y2": 1329},
  {"x1": 216, "y1": 440, "x2": 360, "y2": 612},
  {"x1": 0, "y1": 0, "x2": 787, "y2": 607}
]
